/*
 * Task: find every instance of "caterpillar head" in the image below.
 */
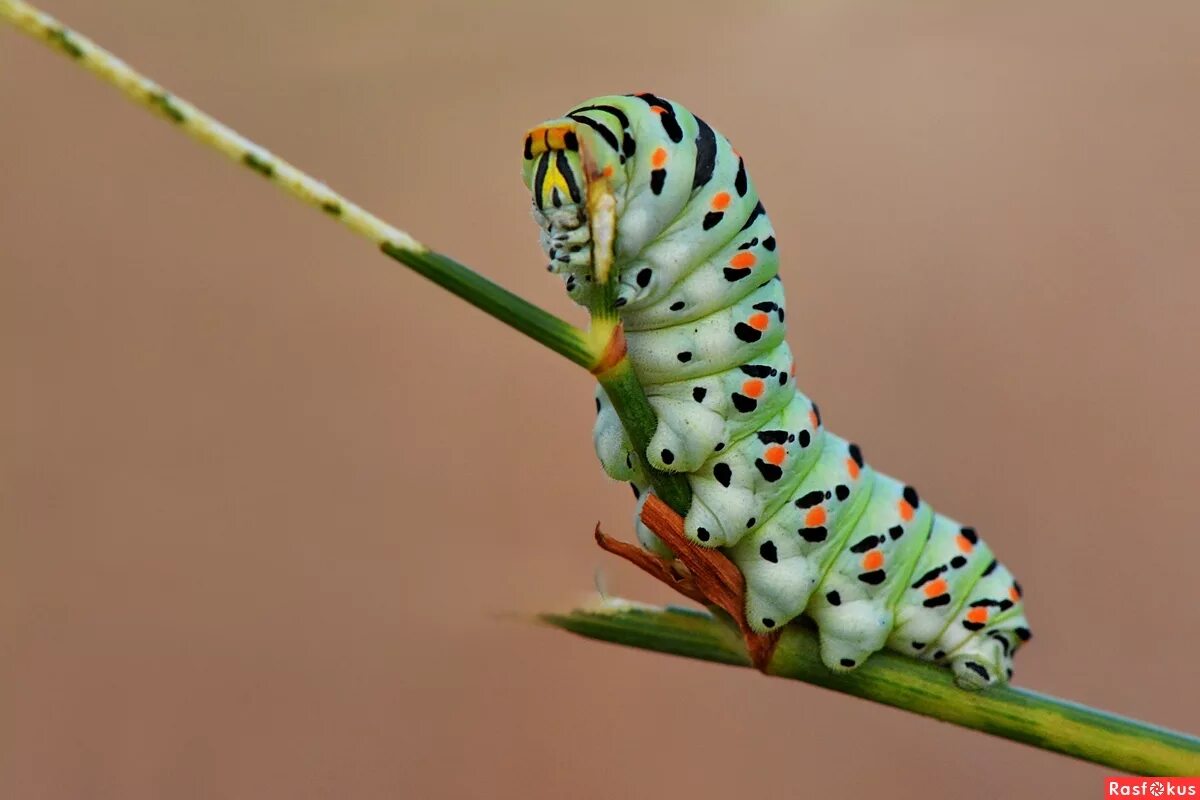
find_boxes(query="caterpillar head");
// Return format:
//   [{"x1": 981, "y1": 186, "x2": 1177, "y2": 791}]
[
  {"x1": 522, "y1": 119, "x2": 620, "y2": 303},
  {"x1": 524, "y1": 95, "x2": 745, "y2": 311}
]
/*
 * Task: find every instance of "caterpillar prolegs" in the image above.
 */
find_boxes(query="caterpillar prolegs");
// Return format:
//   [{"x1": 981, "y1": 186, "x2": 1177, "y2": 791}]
[{"x1": 522, "y1": 95, "x2": 1031, "y2": 688}]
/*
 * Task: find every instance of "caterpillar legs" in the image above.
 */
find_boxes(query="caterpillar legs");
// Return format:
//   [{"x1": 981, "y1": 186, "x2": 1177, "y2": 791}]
[{"x1": 600, "y1": 494, "x2": 1024, "y2": 689}]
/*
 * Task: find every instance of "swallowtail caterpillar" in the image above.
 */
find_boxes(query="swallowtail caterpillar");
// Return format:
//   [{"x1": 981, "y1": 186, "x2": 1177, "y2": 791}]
[{"x1": 522, "y1": 94, "x2": 1030, "y2": 689}]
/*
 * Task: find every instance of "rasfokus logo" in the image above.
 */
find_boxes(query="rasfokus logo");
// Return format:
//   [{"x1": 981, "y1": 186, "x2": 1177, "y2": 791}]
[{"x1": 1106, "y1": 778, "x2": 1199, "y2": 797}]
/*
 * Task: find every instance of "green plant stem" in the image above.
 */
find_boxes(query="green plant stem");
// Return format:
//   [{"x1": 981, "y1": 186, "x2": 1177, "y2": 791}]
[
  {"x1": 595, "y1": 357, "x2": 692, "y2": 514},
  {"x1": 380, "y1": 245, "x2": 592, "y2": 368},
  {"x1": 5, "y1": 0, "x2": 1198, "y2": 772},
  {"x1": 544, "y1": 602, "x2": 1200, "y2": 776},
  {"x1": 0, "y1": 0, "x2": 593, "y2": 369},
  {"x1": 583, "y1": 179, "x2": 691, "y2": 513}
]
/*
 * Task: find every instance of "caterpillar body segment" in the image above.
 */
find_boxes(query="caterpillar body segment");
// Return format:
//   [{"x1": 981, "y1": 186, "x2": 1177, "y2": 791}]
[{"x1": 524, "y1": 94, "x2": 1030, "y2": 688}]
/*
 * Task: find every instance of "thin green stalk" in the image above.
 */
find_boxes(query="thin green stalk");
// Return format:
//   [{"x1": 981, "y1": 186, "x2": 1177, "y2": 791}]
[
  {"x1": 544, "y1": 602, "x2": 1200, "y2": 776},
  {"x1": 0, "y1": 0, "x2": 592, "y2": 369},
  {"x1": 583, "y1": 174, "x2": 692, "y2": 513},
  {"x1": 4, "y1": 0, "x2": 1197, "y2": 774},
  {"x1": 595, "y1": 357, "x2": 692, "y2": 514},
  {"x1": 0, "y1": 0, "x2": 668, "y2": 496},
  {"x1": 380, "y1": 246, "x2": 592, "y2": 368}
]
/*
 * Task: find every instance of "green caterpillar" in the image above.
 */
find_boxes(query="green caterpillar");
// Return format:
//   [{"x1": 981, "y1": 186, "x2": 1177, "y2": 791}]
[{"x1": 522, "y1": 94, "x2": 1031, "y2": 689}]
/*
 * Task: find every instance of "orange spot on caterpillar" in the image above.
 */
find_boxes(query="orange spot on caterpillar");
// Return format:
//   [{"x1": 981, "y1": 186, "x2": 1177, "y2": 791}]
[
  {"x1": 966, "y1": 607, "x2": 989, "y2": 625},
  {"x1": 898, "y1": 500, "x2": 914, "y2": 522},
  {"x1": 711, "y1": 191, "x2": 731, "y2": 211},
  {"x1": 651, "y1": 147, "x2": 668, "y2": 169},
  {"x1": 924, "y1": 578, "x2": 948, "y2": 598},
  {"x1": 1009, "y1": 586, "x2": 1021, "y2": 602},
  {"x1": 748, "y1": 312, "x2": 770, "y2": 331},
  {"x1": 846, "y1": 458, "x2": 860, "y2": 479},
  {"x1": 808, "y1": 410, "x2": 819, "y2": 428},
  {"x1": 729, "y1": 252, "x2": 756, "y2": 269},
  {"x1": 526, "y1": 126, "x2": 548, "y2": 154},
  {"x1": 956, "y1": 535, "x2": 974, "y2": 554},
  {"x1": 603, "y1": 165, "x2": 614, "y2": 178},
  {"x1": 764, "y1": 445, "x2": 786, "y2": 466},
  {"x1": 862, "y1": 550, "x2": 884, "y2": 571},
  {"x1": 651, "y1": 105, "x2": 667, "y2": 114},
  {"x1": 805, "y1": 506, "x2": 826, "y2": 527},
  {"x1": 742, "y1": 378, "x2": 765, "y2": 398}
]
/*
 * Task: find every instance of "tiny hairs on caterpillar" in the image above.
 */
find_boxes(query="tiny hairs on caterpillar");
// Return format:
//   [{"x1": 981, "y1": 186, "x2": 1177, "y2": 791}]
[{"x1": 522, "y1": 94, "x2": 1030, "y2": 689}]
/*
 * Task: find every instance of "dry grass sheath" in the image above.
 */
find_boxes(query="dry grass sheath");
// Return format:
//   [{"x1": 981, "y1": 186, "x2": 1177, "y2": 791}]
[{"x1": 2, "y1": 0, "x2": 1197, "y2": 776}]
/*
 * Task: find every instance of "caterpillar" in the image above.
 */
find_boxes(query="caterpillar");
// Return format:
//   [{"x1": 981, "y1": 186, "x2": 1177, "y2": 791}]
[{"x1": 522, "y1": 94, "x2": 1031, "y2": 689}]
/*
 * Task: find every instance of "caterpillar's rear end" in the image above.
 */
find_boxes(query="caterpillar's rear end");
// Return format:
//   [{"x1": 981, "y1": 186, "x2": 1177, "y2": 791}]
[{"x1": 523, "y1": 94, "x2": 1031, "y2": 689}]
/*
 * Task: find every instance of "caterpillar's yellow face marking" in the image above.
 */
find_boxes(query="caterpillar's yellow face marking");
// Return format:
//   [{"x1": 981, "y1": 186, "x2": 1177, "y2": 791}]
[{"x1": 526, "y1": 124, "x2": 585, "y2": 211}]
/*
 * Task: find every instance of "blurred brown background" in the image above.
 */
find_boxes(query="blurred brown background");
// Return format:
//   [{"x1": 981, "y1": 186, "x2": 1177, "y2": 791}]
[{"x1": 2, "y1": 0, "x2": 1198, "y2": 797}]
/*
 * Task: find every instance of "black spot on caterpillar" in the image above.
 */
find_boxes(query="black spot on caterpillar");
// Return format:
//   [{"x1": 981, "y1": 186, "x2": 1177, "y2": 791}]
[
  {"x1": 963, "y1": 662, "x2": 990, "y2": 681},
  {"x1": 634, "y1": 93, "x2": 684, "y2": 142},
  {"x1": 858, "y1": 570, "x2": 887, "y2": 586},
  {"x1": 755, "y1": 460, "x2": 783, "y2": 482},
  {"x1": 650, "y1": 169, "x2": 666, "y2": 194},
  {"x1": 732, "y1": 394, "x2": 757, "y2": 413},
  {"x1": 713, "y1": 463, "x2": 732, "y2": 487},
  {"x1": 693, "y1": 116, "x2": 717, "y2": 189},
  {"x1": 734, "y1": 323, "x2": 762, "y2": 343},
  {"x1": 850, "y1": 535, "x2": 883, "y2": 554},
  {"x1": 799, "y1": 527, "x2": 827, "y2": 543},
  {"x1": 739, "y1": 201, "x2": 765, "y2": 232},
  {"x1": 796, "y1": 491, "x2": 824, "y2": 509}
]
